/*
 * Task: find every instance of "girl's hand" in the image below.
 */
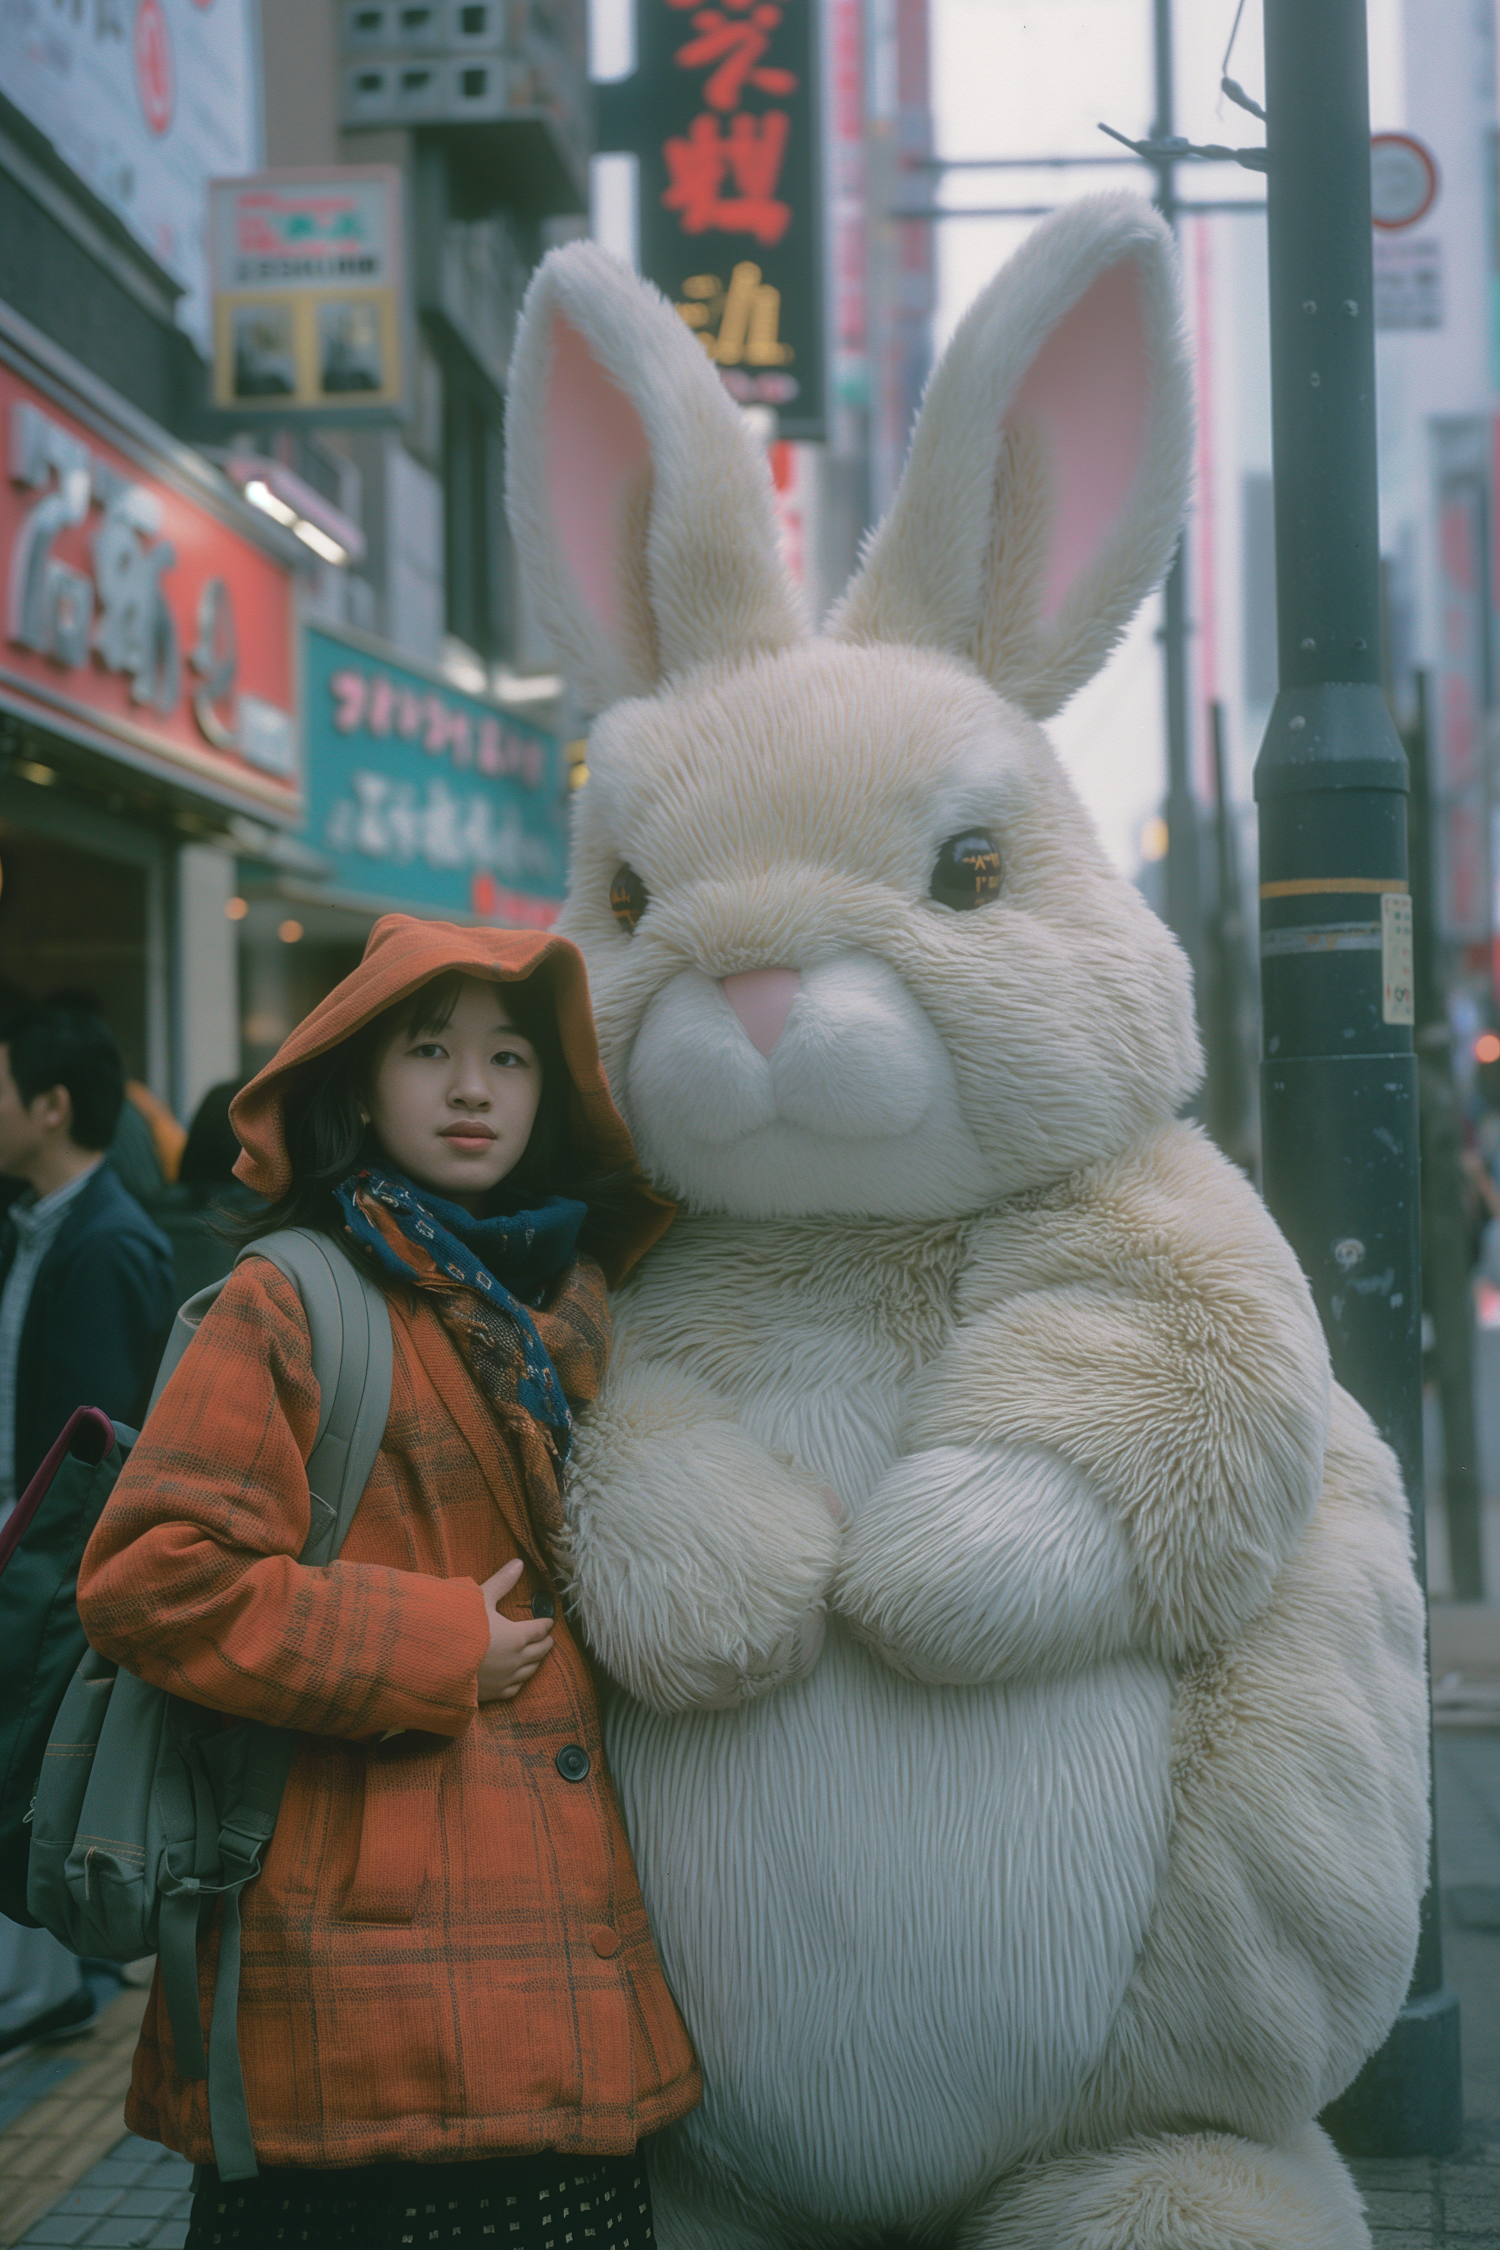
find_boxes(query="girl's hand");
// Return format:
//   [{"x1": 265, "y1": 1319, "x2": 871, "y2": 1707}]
[{"x1": 476, "y1": 1558, "x2": 555, "y2": 1702}]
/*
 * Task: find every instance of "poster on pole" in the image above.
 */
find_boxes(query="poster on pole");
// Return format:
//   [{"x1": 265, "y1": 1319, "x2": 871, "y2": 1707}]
[
  {"x1": 208, "y1": 168, "x2": 406, "y2": 421},
  {"x1": 0, "y1": 0, "x2": 259, "y2": 349},
  {"x1": 597, "y1": 0, "x2": 825, "y2": 438}
]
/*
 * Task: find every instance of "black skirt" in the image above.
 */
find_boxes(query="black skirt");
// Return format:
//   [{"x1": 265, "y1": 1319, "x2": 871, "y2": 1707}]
[{"x1": 184, "y1": 2148, "x2": 655, "y2": 2250}]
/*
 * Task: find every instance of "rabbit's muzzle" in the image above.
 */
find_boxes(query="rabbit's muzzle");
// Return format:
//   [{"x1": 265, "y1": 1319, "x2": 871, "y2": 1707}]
[{"x1": 622, "y1": 947, "x2": 992, "y2": 1219}]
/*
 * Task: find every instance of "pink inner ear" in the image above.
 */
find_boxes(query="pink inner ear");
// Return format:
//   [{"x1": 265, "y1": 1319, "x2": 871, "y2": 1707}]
[
  {"x1": 544, "y1": 314, "x2": 653, "y2": 644},
  {"x1": 1004, "y1": 258, "x2": 1152, "y2": 625}
]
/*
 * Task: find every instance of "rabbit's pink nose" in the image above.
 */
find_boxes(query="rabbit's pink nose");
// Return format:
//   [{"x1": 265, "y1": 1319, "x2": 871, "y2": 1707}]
[{"x1": 722, "y1": 968, "x2": 801, "y2": 1056}]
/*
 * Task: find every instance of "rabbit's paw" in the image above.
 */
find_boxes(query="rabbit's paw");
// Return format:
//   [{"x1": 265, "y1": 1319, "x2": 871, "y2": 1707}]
[
  {"x1": 559, "y1": 1368, "x2": 840, "y2": 1710},
  {"x1": 958, "y1": 2127, "x2": 1369, "y2": 2250},
  {"x1": 832, "y1": 1441, "x2": 1136, "y2": 1684}
]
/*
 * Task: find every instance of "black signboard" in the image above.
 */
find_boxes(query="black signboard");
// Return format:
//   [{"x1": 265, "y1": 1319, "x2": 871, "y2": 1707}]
[{"x1": 597, "y1": 0, "x2": 825, "y2": 438}]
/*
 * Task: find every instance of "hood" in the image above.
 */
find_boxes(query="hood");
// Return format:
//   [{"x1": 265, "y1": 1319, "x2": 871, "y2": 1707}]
[{"x1": 231, "y1": 914, "x2": 672, "y2": 1284}]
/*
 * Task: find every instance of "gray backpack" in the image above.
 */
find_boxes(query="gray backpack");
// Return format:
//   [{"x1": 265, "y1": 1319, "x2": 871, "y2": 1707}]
[{"x1": 26, "y1": 1230, "x2": 393, "y2": 2183}]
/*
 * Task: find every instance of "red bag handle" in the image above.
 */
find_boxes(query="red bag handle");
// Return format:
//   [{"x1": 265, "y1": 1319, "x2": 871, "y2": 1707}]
[{"x1": 0, "y1": 1406, "x2": 117, "y2": 1582}]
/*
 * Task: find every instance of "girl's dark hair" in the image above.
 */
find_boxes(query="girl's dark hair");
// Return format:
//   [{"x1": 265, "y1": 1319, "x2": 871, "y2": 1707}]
[{"x1": 240, "y1": 969, "x2": 639, "y2": 1280}]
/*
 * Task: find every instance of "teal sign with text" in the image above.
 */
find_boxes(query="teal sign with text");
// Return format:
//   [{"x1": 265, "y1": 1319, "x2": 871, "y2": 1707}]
[{"x1": 303, "y1": 624, "x2": 567, "y2": 923}]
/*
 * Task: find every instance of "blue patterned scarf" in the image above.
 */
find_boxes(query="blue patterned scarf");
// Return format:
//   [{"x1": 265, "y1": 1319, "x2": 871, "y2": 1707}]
[{"x1": 334, "y1": 1166, "x2": 585, "y2": 1448}]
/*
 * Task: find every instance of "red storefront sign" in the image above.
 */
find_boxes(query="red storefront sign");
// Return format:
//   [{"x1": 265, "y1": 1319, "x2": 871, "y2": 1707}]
[{"x1": 0, "y1": 357, "x2": 300, "y2": 820}]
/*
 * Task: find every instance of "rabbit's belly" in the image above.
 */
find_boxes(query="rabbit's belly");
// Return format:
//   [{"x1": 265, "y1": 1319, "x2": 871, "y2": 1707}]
[{"x1": 605, "y1": 1623, "x2": 1173, "y2": 2228}]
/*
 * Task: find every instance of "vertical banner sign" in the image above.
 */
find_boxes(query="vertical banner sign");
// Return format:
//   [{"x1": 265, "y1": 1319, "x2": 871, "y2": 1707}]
[
  {"x1": 598, "y1": 0, "x2": 825, "y2": 437},
  {"x1": 209, "y1": 169, "x2": 405, "y2": 420}
]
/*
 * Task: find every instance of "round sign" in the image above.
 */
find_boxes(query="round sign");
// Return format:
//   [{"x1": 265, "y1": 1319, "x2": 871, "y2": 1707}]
[
  {"x1": 1371, "y1": 133, "x2": 1438, "y2": 230},
  {"x1": 134, "y1": 0, "x2": 174, "y2": 137}
]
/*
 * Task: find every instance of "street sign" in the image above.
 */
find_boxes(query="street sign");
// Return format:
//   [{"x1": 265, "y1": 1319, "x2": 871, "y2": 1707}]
[
  {"x1": 208, "y1": 169, "x2": 406, "y2": 422},
  {"x1": 1374, "y1": 233, "x2": 1443, "y2": 330},
  {"x1": 1371, "y1": 133, "x2": 1439, "y2": 231},
  {"x1": 0, "y1": 354, "x2": 300, "y2": 823},
  {"x1": 302, "y1": 623, "x2": 568, "y2": 925},
  {"x1": 597, "y1": 0, "x2": 825, "y2": 438}
]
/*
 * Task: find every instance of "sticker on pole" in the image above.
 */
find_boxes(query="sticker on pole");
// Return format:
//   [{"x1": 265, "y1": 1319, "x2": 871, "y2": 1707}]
[
  {"x1": 1382, "y1": 892, "x2": 1415, "y2": 1023},
  {"x1": 1371, "y1": 134, "x2": 1439, "y2": 231}
]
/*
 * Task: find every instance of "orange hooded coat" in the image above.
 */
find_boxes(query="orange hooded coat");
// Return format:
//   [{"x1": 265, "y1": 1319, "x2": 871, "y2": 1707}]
[{"x1": 76, "y1": 917, "x2": 698, "y2": 2171}]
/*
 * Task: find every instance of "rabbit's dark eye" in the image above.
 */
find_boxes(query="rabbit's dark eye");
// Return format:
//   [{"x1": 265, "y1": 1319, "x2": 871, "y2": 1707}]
[
  {"x1": 609, "y1": 862, "x2": 649, "y2": 933},
  {"x1": 930, "y1": 830, "x2": 1002, "y2": 909}
]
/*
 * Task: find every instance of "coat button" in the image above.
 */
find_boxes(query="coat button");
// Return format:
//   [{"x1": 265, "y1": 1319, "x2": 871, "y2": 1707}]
[
  {"x1": 531, "y1": 1587, "x2": 556, "y2": 1620},
  {"x1": 589, "y1": 1924, "x2": 619, "y2": 1958},
  {"x1": 555, "y1": 1744, "x2": 591, "y2": 1783}
]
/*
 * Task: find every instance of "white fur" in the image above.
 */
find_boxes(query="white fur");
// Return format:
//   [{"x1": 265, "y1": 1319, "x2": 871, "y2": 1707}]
[
  {"x1": 959, "y1": 2125, "x2": 1371, "y2": 2250},
  {"x1": 835, "y1": 1443, "x2": 1138, "y2": 1683},
  {"x1": 626, "y1": 948, "x2": 992, "y2": 1217},
  {"x1": 504, "y1": 196, "x2": 1430, "y2": 2249},
  {"x1": 504, "y1": 241, "x2": 805, "y2": 714},
  {"x1": 569, "y1": 641, "x2": 1201, "y2": 1214},
  {"x1": 612, "y1": 1633, "x2": 1173, "y2": 2228}
]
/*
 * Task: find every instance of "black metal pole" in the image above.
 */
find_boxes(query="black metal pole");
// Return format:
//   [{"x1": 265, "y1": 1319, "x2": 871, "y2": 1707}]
[
  {"x1": 1151, "y1": 0, "x2": 1202, "y2": 1000},
  {"x1": 1255, "y1": 0, "x2": 1462, "y2": 2158}
]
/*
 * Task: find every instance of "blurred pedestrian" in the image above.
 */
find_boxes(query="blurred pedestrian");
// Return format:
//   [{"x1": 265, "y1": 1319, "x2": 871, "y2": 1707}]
[
  {"x1": 0, "y1": 1003, "x2": 175, "y2": 2057},
  {"x1": 152, "y1": 1079, "x2": 265, "y2": 1299},
  {"x1": 44, "y1": 988, "x2": 186, "y2": 1203},
  {"x1": 0, "y1": 1005, "x2": 176, "y2": 1507}
]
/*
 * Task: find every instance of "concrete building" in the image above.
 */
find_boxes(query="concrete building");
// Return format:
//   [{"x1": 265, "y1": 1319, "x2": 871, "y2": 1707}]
[
  {"x1": 0, "y1": 0, "x2": 587, "y2": 1135},
  {"x1": 0, "y1": 1, "x2": 284, "y2": 1126}
]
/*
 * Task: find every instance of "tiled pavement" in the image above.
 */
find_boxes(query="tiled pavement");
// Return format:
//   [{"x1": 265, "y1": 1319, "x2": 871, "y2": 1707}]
[
  {"x1": 3, "y1": 2138, "x2": 191, "y2": 2249},
  {"x1": 0, "y1": 1983, "x2": 192, "y2": 2249},
  {"x1": 0, "y1": 1690, "x2": 1497, "y2": 2248},
  {"x1": 1350, "y1": 2151, "x2": 1500, "y2": 2250}
]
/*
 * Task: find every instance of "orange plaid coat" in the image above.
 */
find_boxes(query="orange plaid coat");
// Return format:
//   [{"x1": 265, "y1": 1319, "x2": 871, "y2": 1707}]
[{"x1": 76, "y1": 1253, "x2": 701, "y2": 2170}]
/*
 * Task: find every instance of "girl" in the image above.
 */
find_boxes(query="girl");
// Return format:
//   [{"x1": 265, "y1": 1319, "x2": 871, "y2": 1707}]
[{"x1": 76, "y1": 915, "x2": 699, "y2": 2250}]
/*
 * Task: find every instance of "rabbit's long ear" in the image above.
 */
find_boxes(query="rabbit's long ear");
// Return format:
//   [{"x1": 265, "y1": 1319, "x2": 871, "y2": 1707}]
[
  {"x1": 505, "y1": 242, "x2": 805, "y2": 711},
  {"x1": 830, "y1": 197, "x2": 1192, "y2": 719}
]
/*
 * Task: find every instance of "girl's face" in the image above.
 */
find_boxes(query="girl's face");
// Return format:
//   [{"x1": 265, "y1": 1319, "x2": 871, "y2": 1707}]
[{"x1": 367, "y1": 976, "x2": 544, "y2": 1212}]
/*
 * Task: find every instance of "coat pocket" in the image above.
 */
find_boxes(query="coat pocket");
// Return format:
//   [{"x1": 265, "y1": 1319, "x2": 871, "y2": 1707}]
[{"x1": 338, "y1": 1736, "x2": 442, "y2": 1924}]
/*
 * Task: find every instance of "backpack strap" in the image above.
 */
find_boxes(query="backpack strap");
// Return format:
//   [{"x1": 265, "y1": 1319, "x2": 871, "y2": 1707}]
[
  {"x1": 241, "y1": 1229, "x2": 394, "y2": 1568},
  {"x1": 158, "y1": 1229, "x2": 393, "y2": 2183}
]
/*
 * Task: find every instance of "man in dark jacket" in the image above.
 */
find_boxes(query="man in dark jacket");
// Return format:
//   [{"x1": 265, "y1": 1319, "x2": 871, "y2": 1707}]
[
  {"x1": 0, "y1": 1006, "x2": 176, "y2": 1513},
  {"x1": 0, "y1": 1004, "x2": 175, "y2": 2054}
]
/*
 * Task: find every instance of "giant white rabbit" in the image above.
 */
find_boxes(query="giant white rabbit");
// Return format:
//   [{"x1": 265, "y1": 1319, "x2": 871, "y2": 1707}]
[{"x1": 505, "y1": 197, "x2": 1429, "y2": 2250}]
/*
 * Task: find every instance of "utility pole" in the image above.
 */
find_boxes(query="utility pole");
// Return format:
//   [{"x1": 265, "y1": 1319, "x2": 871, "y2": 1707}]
[
  {"x1": 1149, "y1": 0, "x2": 1202, "y2": 1002},
  {"x1": 1255, "y1": 0, "x2": 1462, "y2": 2156}
]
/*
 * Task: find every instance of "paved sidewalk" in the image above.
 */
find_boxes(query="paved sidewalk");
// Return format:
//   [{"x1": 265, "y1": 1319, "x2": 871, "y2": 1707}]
[
  {"x1": 4, "y1": 2137, "x2": 190, "y2": 2249},
  {"x1": 0, "y1": 1985, "x2": 194, "y2": 2250}
]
